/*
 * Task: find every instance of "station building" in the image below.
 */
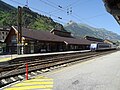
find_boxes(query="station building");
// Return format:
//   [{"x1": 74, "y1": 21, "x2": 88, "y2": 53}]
[
  {"x1": 84, "y1": 36, "x2": 104, "y2": 43},
  {"x1": 104, "y1": 39, "x2": 115, "y2": 45},
  {"x1": 5, "y1": 26, "x2": 92, "y2": 54},
  {"x1": 50, "y1": 28, "x2": 72, "y2": 38},
  {"x1": 0, "y1": 27, "x2": 10, "y2": 54}
]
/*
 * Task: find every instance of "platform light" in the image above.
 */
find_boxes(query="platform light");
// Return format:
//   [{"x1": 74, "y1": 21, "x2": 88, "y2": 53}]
[{"x1": 25, "y1": 43, "x2": 28, "y2": 46}]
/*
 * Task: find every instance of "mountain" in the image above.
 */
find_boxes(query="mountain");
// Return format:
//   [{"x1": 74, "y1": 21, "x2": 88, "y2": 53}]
[
  {"x1": 0, "y1": 0, "x2": 64, "y2": 31},
  {"x1": 1, "y1": 1, "x2": 120, "y2": 42},
  {"x1": 0, "y1": 0, "x2": 16, "y2": 12},
  {"x1": 64, "y1": 21, "x2": 120, "y2": 41}
]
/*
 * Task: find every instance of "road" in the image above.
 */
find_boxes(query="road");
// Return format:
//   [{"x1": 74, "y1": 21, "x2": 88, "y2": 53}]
[{"x1": 42, "y1": 51, "x2": 120, "y2": 90}]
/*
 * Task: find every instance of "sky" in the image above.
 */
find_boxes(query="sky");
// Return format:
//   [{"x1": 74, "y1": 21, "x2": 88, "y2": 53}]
[{"x1": 2, "y1": 0, "x2": 120, "y2": 35}]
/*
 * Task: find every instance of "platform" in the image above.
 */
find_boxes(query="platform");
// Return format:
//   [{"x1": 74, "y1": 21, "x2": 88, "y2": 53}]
[
  {"x1": 41, "y1": 50, "x2": 120, "y2": 90},
  {"x1": 0, "y1": 50, "x2": 90, "y2": 63},
  {"x1": 4, "y1": 76, "x2": 53, "y2": 90},
  {"x1": 0, "y1": 55, "x2": 18, "y2": 62}
]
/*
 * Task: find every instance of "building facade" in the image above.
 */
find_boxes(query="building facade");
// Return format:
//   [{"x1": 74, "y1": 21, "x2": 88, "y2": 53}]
[
  {"x1": 84, "y1": 36, "x2": 104, "y2": 43},
  {"x1": 5, "y1": 26, "x2": 92, "y2": 54},
  {"x1": 0, "y1": 27, "x2": 10, "y2": 54},
  {"x1": 0, "y1": 28, "x2": 10, "y2": 42}
]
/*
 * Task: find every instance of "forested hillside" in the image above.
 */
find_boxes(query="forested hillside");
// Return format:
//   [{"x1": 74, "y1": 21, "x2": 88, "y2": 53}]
[{"x1": 0, "y1": 0, "x2": 64, "y2": 31}]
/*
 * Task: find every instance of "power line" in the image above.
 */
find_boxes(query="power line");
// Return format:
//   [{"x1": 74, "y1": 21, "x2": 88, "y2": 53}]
[
  {"x1": 37, "y1": 0, "x2": 72, "y2": 16},
  {"x1": 66, "y1": 0, "x2": 82, "y2": 7},
  {"x1": 49, "y1": 0, "x2": 90, "y2": 14},
  {"x1": 9, "y1": 0, "x2": 62, "y2": 18},
  {"x1": 53, "y1": 19, "x2": 67, "y2": 24},
  {"x1": 10, "y1": 0, "x2": 106, "y2": 27},
  {"x1": 33, "y1": 0, "x2": 70, "y2": 21},
  {"x1": 67, "y1": 0, "x2": 90, "y2": 7},
  {"x1": 9, "y1": 0, "x2": 68, "y2": 24},
  {"x1": 38, "y1": 0, "x2": 64, "y2": 11},
  {"x1": 71, "y1": 13, "x2": 100, "y2": 27},
  {"x1": 70, "y1": 14, "x2": 85, "y2": 23},
  {"x1": 37, "y1": 0, "x2": 97, "y2": 25},
  {"x1": 38, "y1": 0, "x2": 65, "y2": 14},
  {"x1": 35, "y1": 0, "x2": 105, "y2": 27},
  {"x1": 81, "y1": 13, "x2": 108, "y2": 20},
  {"x1": 10, "y1": 0, "x2": 48, "y2": 14},
  {"x1": 36, "y1": 0, "x2": 102, "y2": 27},
  {"x1": 46, "y1": 0, "x2": 62, "y2": 8},
  {"x1": 10, "y1": 0, "x2": 25, "y2": 6},
  {"x1": 44, "y1": 0, "x2": 103, "y2": 27}
]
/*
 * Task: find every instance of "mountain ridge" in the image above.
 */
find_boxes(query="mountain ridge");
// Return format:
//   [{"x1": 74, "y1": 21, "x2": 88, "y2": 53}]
[
  {"x1": 64, "y1": 21, "x2": 120, "y2": 41},
  {"x1": 1, "y1": 0, "x2": 120, "y2": 42}
]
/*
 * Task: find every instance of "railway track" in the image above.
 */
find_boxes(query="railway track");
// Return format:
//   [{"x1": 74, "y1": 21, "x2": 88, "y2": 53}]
[{"x1": 0, "y1": 50, "x2": 117, "y2": 88}]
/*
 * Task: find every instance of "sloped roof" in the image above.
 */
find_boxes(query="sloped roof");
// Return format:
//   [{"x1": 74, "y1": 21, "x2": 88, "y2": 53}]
[
  {"x1": 61, "y1": 37, "x2": 92, "y2": 45},
  {"x1": 50, "y1": 28, "x2": 71, "y2": 34},
  {"x1": 10, "y1": 26, "x2": 92, "y2": 45},
  {"x1": 13, "y1": 26, "x2": 64, "y2": 42},
  {"x1": 84, "y1": 36, "x2": 104, "y2": 42}
]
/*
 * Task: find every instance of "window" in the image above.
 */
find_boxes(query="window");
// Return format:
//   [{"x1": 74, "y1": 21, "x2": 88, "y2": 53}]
[
  {"x1": 2, "y1": 36, "x2": 4, "y2": 39},
  {"x1": 11, "y1": 35, "x2": 17, "y2": 43}
]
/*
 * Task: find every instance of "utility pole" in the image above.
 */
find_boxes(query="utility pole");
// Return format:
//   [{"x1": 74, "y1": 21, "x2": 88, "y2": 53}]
[{"x1": 17, "y1": 6, "x2": 22, "y2": 55}]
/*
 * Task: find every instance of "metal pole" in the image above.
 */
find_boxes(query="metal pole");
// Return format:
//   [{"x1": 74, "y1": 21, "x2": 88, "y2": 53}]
[
  {"x1": 18, "y1": 6, "x2": 22, "y2": 55},
  {"x1": 26, "y1": 63, "x2": 28, "y2": 80}
]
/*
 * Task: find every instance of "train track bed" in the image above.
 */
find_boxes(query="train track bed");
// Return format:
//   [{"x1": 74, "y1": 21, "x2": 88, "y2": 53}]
[{"x1": 0, "y1": 49, "x2": 118, "y2": 88}]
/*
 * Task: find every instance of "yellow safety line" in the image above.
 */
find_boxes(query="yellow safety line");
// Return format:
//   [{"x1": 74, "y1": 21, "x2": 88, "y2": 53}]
[
  {"x1": 5, "y1": 89, "x2": 52, "y2": 90},
  {"x1": 26, "y1": 79, "x2": 53, "y2": 81},
  {"x1": 5, "y1": 76, "x2": 53, "y2": 90},
  {"x1": 0, "y1": 56, "x2": 17, "y2": 62},
  {"x1": 0, "y1": 57, "x2": 12, "y2": 62},
  {"x1": 14, "y1": 82, "x2": 53, "y2": 86},
  {"x1": 4, "y1": 85, "x2": 53, "y2": 90},
  {"x1": 35, "y1": 76, "x2": 52, "y2": 78}
]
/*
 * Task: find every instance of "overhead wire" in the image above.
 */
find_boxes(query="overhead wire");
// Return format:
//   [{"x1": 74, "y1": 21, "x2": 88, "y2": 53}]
[
  {"x1": 72, "y1": 13, "x2": 100, "y2": 27},
  {"x1": 36, "y1": 0, "x2": 100, "y2": 27},
  {"x1": 81, "y1": 13, "x2": 108, "y2": 20},
  {"x1": 67, "y1": 0, "x2": 85, "y2": 7},
  {"x1": 10, "y1": 0, "x2": 107, "y2": 27},
  {"x1": 38, "y1": 0, "x2": 107, "y2": 28},
  {"x1": 48, "y1": 0, "x2": 91, "y2": 14},
  {"x1": 9, "y1": 0, "x2": 68, "y2": 24},
  {"x1": 68, "y1": 0, "x2": 92, "y2": 7},
  {"x1": 46, "y1": 0, "x2": 62, "y2": 8},
  {"x1": 38, "y1": 0, "x2": 64, "y2": 11}
]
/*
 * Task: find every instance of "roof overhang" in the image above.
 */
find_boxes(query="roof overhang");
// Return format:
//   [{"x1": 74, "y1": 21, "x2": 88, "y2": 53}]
[{"x1": 103, "y1": 0, "x2": 120, "y2": 25}]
